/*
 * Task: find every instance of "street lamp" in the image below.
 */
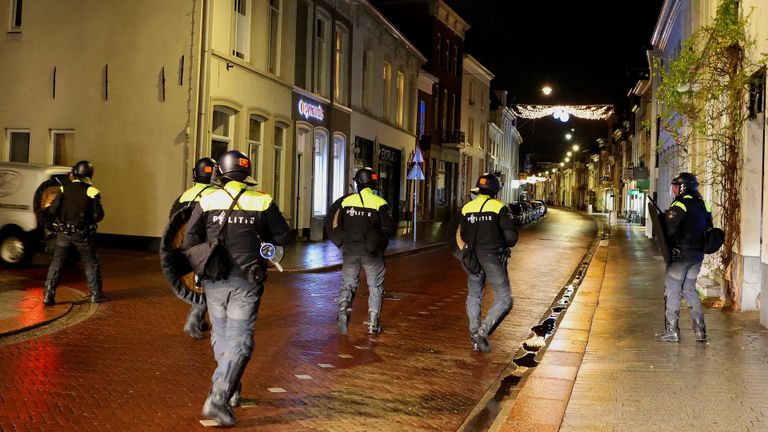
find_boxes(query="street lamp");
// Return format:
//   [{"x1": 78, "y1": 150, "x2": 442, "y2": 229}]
[
  {"x1": 564, "y1": 157, "x2": 570, "y2": 162},
  {"x1": 572, "y1": 144, "x2": 580, "y2": 152},
  {"x1": 567, "y1": 151, "x2": 572, "y2": 157},
  {"x1": 565, "y1": 133, "x2": 572, "y2": 140},
  {"x1": 560, "y1": 162, "x2": 565, "y2": 167},
  {"x1": 542, "y1": 85, "x2": 553, "y2": 96}
]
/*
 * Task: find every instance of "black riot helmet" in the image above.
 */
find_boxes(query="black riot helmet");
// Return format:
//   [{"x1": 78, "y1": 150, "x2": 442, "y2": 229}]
[
  {"x1": 353, "y1": 167, "x2": 379, "y2": 192},
  {"x1": 71, "y1": 161, "x2": 94, "y2": 179},
  {"x1": 671, "y1": 172, "x2": 699, "y2": 195},
  {"x1": 476, "y1": 173, "x2": 501, "y2": 197},
  {"x1": 192, "y1": 157, "x2": 216, "y2": 184},
  {"x1": 216, "y1": 150, "x2": 256, "y2": 185}
]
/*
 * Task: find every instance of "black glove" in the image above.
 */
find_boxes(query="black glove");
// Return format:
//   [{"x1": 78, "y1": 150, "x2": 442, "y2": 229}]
[{"x1": 671, "y1": 247, "x2": 682, "y2": 261}]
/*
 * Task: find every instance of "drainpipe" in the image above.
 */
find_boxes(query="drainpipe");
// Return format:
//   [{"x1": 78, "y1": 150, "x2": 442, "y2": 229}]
[{"x1": 195, "y1": 0, "x2": 213, "y2": 167}]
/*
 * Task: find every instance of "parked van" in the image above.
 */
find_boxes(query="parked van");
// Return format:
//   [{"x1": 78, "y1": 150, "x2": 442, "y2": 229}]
[{"x1": 0, "y1": 162, "x2": 71, "y2": 267}]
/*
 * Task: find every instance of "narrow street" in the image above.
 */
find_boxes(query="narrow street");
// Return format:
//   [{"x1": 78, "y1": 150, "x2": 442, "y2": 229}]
[{"x1": 0, "y1": 209, "x2": 595, "y2": 431}]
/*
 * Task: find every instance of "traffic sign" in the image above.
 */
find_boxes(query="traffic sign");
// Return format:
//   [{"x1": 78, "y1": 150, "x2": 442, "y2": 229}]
[
  {"x1": 407, "y1": 164, "x2": 425, "y2": 181},
  {"x1": 412, "y1": 146, "x2": 425, "y2": 164}
]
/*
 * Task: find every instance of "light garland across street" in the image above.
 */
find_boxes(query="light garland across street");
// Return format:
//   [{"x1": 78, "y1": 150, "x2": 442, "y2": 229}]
[{"x1": 512, "y1": 104, "x2": 614, "y2": 121}]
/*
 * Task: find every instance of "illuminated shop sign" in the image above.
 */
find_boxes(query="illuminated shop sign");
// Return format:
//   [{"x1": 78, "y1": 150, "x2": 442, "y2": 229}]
[{"x1": 298, "y1": 99, "x2": 325, "y2": 121}]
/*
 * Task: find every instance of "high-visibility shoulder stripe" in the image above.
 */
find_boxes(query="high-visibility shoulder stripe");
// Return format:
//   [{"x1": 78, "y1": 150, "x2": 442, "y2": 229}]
[
  {"x1": 200, "y1": 189, "x2": 272, "y2": 211},
  {"x1": 705, "y1": 201, "x2": 712, "y2": 212},
  {"x1": 179, "y1": 183, "x2": 214, "y2": 203},
  {"x1": 670, "y1": 201, "x2": 687, "y2": 212},
  {"x1": 86, "y1": 186, "x2": 100, "y2": 198},
  {"x1": 683, "y1": 195, "x2": 693, "y2": 199},
  {"x1": 462, "y1": 196, "x2": 505, "y2": 215},
  {"x1": 341, "y1": 189, "x2": 387, "y2": 210}
]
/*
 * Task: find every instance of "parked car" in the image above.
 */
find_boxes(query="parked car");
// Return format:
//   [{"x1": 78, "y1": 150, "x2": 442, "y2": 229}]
[
  {"x1": 520, "y1": 202, "x2": 534, "y2": 223},
  {"x1": 534, "y1": 200, "x2": 548, "y2": 215},
  {"x1": 0, "y1": 162, "x2": 71, "y2": 267},
  {"x1": 531, "y1": 202, "x2": 544, "y2": 219},
  {"x1": 508, "y1": 202, "x2": 526, "y2": 225}
]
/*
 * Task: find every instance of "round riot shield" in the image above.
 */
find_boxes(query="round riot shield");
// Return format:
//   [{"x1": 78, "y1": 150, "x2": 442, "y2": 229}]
[{"x1": 160, "y1": 205, "x2": 205, "y2": 305}]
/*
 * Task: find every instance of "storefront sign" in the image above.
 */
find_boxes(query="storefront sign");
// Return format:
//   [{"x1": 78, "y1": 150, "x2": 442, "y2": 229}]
[{"x1": 297, "y1": 99, "x2": 325, "y2": 121}]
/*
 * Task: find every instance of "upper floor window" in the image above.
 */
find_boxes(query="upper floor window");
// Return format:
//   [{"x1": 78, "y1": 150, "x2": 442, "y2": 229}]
[
  {"x1": 467, "y1": 118, "x2": 474, "y2": 146},
  {"x1": 51, "y1": 130, "x2": 74, "y2": 165},
  {"x1": 396, "y1": 71, "x2": 405, "y2": 127},
  {"x1": 383, "y1": 62, "x2": 392, "y2": 121},
  {"x1": 444, "y1": 40, "x2": 450, "y2": 70},
  {"x1": 453, "y1": 45, "x2": 459, "y2": 77},
  {"x1": 267, "y1": 0, "x2": 281, "y2": 74},
  {"x1": 232, "y1": 0, "x2": 250, "y2": 60},
  {"x1": 480, "y1": 89, "x2": 486, "y2": 111},
  {"x1": 334, "y1": 25, "x2": 349, "y2": 105},
  {"x1": 211, "y1": 106, "x2": 236, "y2": 161},
  {"x1": 435, "y1": 34, "x2": 442, "y2": 70},
  {"x1": 314, "y1": 10, "x2": 331, "y2": 98},
  {"x1": 248, "y1": 115, "x2": 265, "y2": 184},
  {"x1": 749, "y1": 68, "x2": 766, "y2": 118},
  {"x1": 273, "y1": 124, "x2": 286, "y2": 207},
  {"x1": 468, "y1": 80, "x2": 474, "y2": 105},
  {"x1": 418, "y1": 100, "x2": 426, "y2": 138},
  {"x1": 9, "y1": 0, "x2": 22, "y2": 32},
  {"x1": 295, "y1": 1, "x2": 311, "y2": 89},
  {"x1": 6, "y1": 129, "x2": 29, "y2": 162}
]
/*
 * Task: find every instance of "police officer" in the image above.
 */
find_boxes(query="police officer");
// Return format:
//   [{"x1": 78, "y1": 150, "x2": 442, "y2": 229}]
[
  {"x1": 169, "y1": 157, "x2": 217, "y2": 339},
  {"x1": 457, "y1": 173, "x2": 517, "y2": 352},
  {"x1": 326, "y1": 167, "x2": 395, "y2": 335},
  {"x1": 43, "y1": 161, "x2": 107, "y2": 305},
  {"x1": 184, "y1": 150, "x2": 289, "y2": 426},
  {"x1": 655, "y1": 172, "x2": 710, "y2": 343}
]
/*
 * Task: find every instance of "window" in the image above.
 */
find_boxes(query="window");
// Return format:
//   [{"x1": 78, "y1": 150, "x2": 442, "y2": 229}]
[
  {"x1": 382, "y1": 62, "x2": 392, "y2": 121},
  {"x1": 6, "y1": 129, "x2": 29, "y2": 162},
  {"x1": 295, "y1": 1, "x2": 311, "y2": 89},
  {"x1": 273, "y1": 125, "x2": 286, "y2": 207},
  {"x1": 314, "y1": 11, "x2": 331, "y2": 98},
  {"x1": 444, "y1": 40, "x2": 450, "y2": 70},
  {"x1": 749, "y1": 68, "x2": 766, "y2": 118},
  {"x1": 441, "y1": 89, "x2": 448, "y2": 131},
  {"x1": 433, "y1": 85, "x2": 440, "y2": 130},
  {"x1": 9, "y1": 0, "x2": 22, "y2": 32},
  {"x1": 332, "y1": 133, "x2": 346, "y2": 200},
  {"x1": 479, "y1": 122, "x2": 485, "y2": 149},
  {"x1": 51, "y1": 130, "x2": 74, "y2": 165},
  {"x1": 468, "y1": 80, "x2": 474, "y2": 105},
  {"x1": 449, "y1": 93, "x2": 456, "y2": 130},
  {"x1": 211, "y1": 106, "x2": 235, "y2": 161},
  {"x1": 312, "y1": 129, "x2": 329, "y2": 216},
  {"x1": 232, "y1": 0, "x2": 250, "y2": 60},
  {"x1": 418, "y1": 100, "x2": 426, "y2": 138},
  {"x1": 453, "y1": 45, "x2": 459, "y2": 77},
  {"x1": 334, "y1": 25, "x2": 349, "y2": 105},
  {"x1": 362, "y1": 50, "x2": 373, "y2": 110},
  {"x1": 396, "y1": 71, "x2": 405, "y2": 127},
  {"x1": 436, "y1": 34, "x2": 442, "y2": 70},
  {"x1": 467, "y1": 118, "x2": 474, "y2": 146},
  {"x1": 248, "y1": 115, "x2": 264, "y2": 183},
  {"x1": 480, "y1": 89, "x2": 486, "y2": 111},
  {"x1": 267, "y1": 0, "x2": 281, "y2": 74}
]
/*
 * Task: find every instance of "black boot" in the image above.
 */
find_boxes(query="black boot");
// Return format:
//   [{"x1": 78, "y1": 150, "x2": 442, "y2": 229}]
[
  {"x1": 229, "y1": 382, "x2": 241, "y2": 407},
  {"x1": 89, "y1": 290, "x2": 109, "y2": 304},
  {"x1": 337, "y1": 302, "x2": 350, "y2": 335},
  {"x1": 471, "y1": 334, "x2": 490, "y2": 353},
  {"x1": 43, "y1": 286, "x2": 56, "y2": 306},
  {"x1": 693, "y1": 319, "x2": 707, "y2": 342},
  {"x1": 202, "y1": 356, "x2": 247, "y2": 427},
  {"x1": 655, "y1": 319, "x2": 680, "y2": 342},
  {"x1": 366, "y1": 311, "x2": 381, "y2": 334}
]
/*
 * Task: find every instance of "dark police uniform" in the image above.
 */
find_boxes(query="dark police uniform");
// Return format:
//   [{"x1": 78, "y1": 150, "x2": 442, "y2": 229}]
[
  {"x1": 327, "y1": 186, "x2": 395, "y2": 334},
  {"x1": 169, "y1": 181, "x2": 217, "y2": 339},
  {"x1": 44, "y1": 179, "x2": 105, "y2": 305},
  {"x1": 458, "y1": 193, "x2": 518, "y2": 351},
  {"x1": 184, "y1": 179, "x2": 289, "y2": 425},
  {"x1": 662, "y1": 192, "x2": 711, "y2": 333}
]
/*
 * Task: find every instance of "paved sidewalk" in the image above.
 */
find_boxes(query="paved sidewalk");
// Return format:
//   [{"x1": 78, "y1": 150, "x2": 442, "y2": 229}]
[
  {"x1": 501, "y1": 220, "x2": 768, "y2": 432},
  {"x1": 0, "y1": 273, "x2": 81, "y2": 337}
]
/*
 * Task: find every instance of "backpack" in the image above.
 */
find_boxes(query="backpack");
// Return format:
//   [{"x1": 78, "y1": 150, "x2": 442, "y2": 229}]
[{"x1": 703, "y1": 226, "x2": 724, "y2": 254}]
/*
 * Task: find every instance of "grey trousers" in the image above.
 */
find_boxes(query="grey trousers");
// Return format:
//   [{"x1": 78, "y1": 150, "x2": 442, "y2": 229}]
[
  {"x1": 664, "y1": 255, "x2": 705, "y2": 324},
  {"x1": 204, "y1": 277, "x2": 262, "y2": 386},
  {"x1": 465, "y1": 252, "x2": 513, "y2": 336},
  {"x1": 338, "y1": 253, "x2": 385, "y2": 314},
  {"x1": 45, "y1": 231, "x2": 102, "y2": 295}
]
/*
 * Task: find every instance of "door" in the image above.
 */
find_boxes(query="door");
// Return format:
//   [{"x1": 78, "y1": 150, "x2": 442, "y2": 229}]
[{"x1": 295, "y1": 125, "x2": 313, "y2": 232}]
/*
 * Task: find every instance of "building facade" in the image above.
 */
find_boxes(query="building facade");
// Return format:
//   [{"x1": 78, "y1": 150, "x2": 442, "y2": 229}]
[{"x1": 460, "y1": 55, "x2": 492, "y2": 204}]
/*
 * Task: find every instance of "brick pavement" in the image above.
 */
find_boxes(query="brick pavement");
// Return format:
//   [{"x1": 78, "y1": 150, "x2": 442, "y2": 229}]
[
  {"x1": 0, "y1": 209, "x2": 596, "y2": 431},
  {"x1": 548, "y1": 222, "x2": 768, "y2": 432}
]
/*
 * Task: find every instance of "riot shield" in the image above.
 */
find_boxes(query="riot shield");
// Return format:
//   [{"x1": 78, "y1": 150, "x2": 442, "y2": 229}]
[
  {"x1": 159, "y1": 205, "x2": 205, "y2": 305},
  {"x1": 647, "y1": 202, "x2": 672, "y2": 264}
]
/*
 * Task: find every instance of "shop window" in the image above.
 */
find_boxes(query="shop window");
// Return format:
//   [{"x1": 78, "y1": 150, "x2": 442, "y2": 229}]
[
  {"x1": 248, "y1": 115, "x2": 265, "y2": 184},
  {"x1": 273, "y1": 124, "x2": 286, "y2": 207},
  {"x1": 312, "y1": 129, "x2": 329, "y2": 216},
  {"x1": 334, "y1": 25, "x2": 349, "y2": 105},
  {"x1": 9, "y1": 0, "x2": 22, "y2": 32},
  {"x1": 332, "y1": 133, "x2": 346, "y2": 200},
  {"x1": 211, "y1": 106, "x2": 236, "y2": 161},
  {"x1": 267, "y1": 0, "x2": 281, "y2": 74},
  {"x1": 51, "y1": 130, "x2": 74, "y2": 165},
  {"x1": 232, "y1": 0, "x2": 250, "y2": 60},
  {"x1": 396, "y1": 71, "x2": 405, "y2": 127},
  {"x1": 6, "y1": 129, "x2": 29, "y2": 162},
  {"x1": 314, "y1": 10, "x2": 331, "y2": 98}
]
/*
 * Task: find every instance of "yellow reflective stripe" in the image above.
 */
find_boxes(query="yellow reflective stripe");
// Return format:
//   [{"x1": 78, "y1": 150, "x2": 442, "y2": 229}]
[
  {"x1": 705, "y1": 201, "x2": 712, "y2": 212},
  {"x1": 86, "y1": 186, "x2": 100, "y2": 198},
  {"x1": 683, "y1": 195, "x2": 693, "y2": 199},
  {"x1": 671, "y1": 201, "x2": 687, "y2": 212},
  {"x1": 59, "y1": 186, "x2": 64, "y2": 192},
  {"x1": 341, "y1": 189, "x2": 387, "y2": 210},
  {"x1": 179, "y1": 183, "x2": 213, "y2": 203},
  {"x1": 461, "y1": 196, "x2": 505, "y2": 215},
  {"x1": 200, "y1": 189, "x2": 272, "y2": 211}
]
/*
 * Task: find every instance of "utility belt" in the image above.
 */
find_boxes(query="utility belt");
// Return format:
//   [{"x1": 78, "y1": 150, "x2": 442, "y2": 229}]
[{"x1": 52, "y1": 222, "x2": 97, "y2": 235}]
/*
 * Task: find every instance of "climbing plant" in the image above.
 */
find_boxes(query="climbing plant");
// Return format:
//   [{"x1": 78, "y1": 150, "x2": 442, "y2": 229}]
[{"x1": 655, "y1": 0, "x2": 766, "y2": 308}]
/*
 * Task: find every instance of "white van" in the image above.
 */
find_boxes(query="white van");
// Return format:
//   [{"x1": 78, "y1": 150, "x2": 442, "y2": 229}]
[{"x1": 0, "y1": 162, "x2": 72, "y2": 267}]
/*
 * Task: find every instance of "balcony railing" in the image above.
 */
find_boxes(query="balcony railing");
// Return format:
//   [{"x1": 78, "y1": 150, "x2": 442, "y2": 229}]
[{"x1": 440, "y1": 130, "x2": 465, "y2": 149}]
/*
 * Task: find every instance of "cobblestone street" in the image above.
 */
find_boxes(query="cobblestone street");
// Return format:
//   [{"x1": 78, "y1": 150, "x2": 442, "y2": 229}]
[{"x1": 0, "y1": 209, "x2": 595, "y2": 431}]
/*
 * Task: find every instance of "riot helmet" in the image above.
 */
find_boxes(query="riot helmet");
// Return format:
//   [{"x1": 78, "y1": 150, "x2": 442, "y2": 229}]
[
  {"x1": 72, "y1": 161, "x2": 94, "y2": 179},
  {"x1": 193, "y1": 157, "x2": 216, "y2": 184},
  {"x1": 476, "y1": 173, "x2": 501, "y2": 197},
  {"x1": 353, "y1": 167, "x2": 379, "y2": 192},
  {"x1": 216, "y1": 150, "x2": 257, "y2": 185},
  {"x1": 671, "y1": 172, "x2": 699, "y2": 196}
]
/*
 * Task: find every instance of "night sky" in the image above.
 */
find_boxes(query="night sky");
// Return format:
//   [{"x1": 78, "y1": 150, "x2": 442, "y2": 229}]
[{"x1": 445, "y1": 0, "x2": 664, "y2": 168}]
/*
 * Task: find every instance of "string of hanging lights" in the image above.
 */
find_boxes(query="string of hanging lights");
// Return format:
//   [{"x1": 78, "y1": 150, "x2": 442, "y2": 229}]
[{"x1": 511, "y1": 104, "x2": 614, "y2": 122}]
